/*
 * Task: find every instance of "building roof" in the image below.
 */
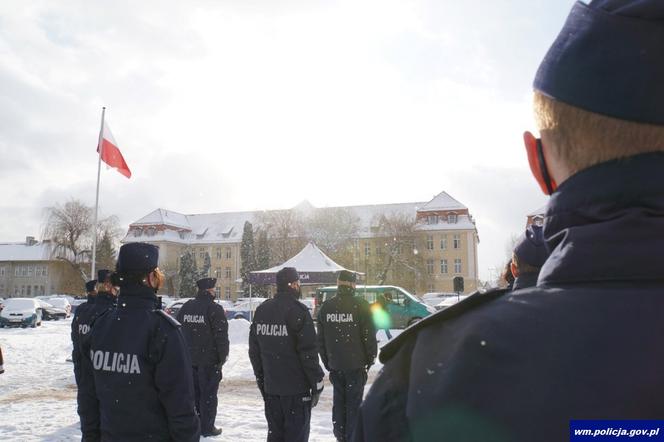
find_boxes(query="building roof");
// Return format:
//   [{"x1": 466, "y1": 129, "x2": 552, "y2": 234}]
[
  {"x1": 123, "y1": 191, "x2": 477, "y2": 245},
  {"x1": 0, "y1": 242, "x2": 55, "y2": 262},
  {"x1": 418, "y1": 191, "x2": 467, "y2": 211}
]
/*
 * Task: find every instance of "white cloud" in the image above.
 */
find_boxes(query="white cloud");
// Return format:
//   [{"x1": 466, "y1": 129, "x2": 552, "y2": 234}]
[{"x1": 0, "y1": 0, "x2": 571, "y2": 280}]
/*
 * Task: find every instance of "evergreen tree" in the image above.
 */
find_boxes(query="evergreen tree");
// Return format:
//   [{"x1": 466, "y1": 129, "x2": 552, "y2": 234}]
[
  {"x1": 200, "y1": 252, "x2": 211, "y2": 279},
  {"x1": 95, "y1": 230, "x2": 117, "y2": 272},
  {"x1": 178, "y1": 249, "x2": 198, "y2": 297},
  {"x1": 240, "y1": 221, "x2": 257, "y2": 295},
  {"x1": 255, "y1": 229, "x2": 271, "y2": 296}
]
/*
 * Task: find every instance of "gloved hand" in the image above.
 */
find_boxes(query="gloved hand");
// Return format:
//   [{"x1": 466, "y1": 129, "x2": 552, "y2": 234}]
[
  {"x1": 311, "y1": 381, "x2": 324, "y2": 408},
  {"x1": 256, "y1": 378, "x2": 266, "y2": 400}
]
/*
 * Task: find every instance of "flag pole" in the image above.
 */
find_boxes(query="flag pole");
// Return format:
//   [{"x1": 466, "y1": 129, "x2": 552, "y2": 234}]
[{"x1": 91, "y1": 106, "x2": 105, "y2": 280}]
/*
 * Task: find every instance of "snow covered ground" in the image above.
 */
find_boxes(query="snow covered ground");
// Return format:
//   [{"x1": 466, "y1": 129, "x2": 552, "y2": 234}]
[{"x1": 0, "y1": 318, "x2": 400, "y2": 441}]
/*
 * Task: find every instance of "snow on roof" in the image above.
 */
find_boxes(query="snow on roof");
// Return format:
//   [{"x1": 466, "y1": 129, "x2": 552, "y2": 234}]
[
  {"x1": 252, "y1": 242, "x2": 351, "y2": 274},
  {"x1": 0, "y1": 242, "x2": 54, "y2": 262},
  {"x1": 123, "y1": 191, "x2": 477, "y2": 245},
  {"x1": 418, "y1": 191, "x2": 467, "y2": 212},
  {"x1": 132, "y1": 209, "x2": 191, "y2": 230}
]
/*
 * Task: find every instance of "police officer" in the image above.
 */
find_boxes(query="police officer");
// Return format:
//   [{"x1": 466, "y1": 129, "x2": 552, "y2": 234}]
[
  {"x1": 94, "y1": 269, "x2": 118, "y2": 310},
  {"x1": 353, "y1": 1, "x2": 664, "y2": 441},
  {"x1": 78, "y1": 242, "x2": 200, "y2": 441},
  {"x1": 249, "y1": 267, "x2": 324, "y2": 442},
  {"x1": 316, "y1": 270, "x2": 376, "y2": 442},
  {"x1": 71, "y1": 279, "x2": 97, "y2": 386},
  {"x1": 511, "y1": 224, "x2": 547, "y2": 290},
  {"x1": 177, "y1": 277, "x2": 229, "y2": 437}
]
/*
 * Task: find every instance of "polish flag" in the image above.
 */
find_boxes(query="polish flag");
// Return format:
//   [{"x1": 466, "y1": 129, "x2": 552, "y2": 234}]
[{"x1": 97, "y1": 121, "x2": 131, "y2": 178}]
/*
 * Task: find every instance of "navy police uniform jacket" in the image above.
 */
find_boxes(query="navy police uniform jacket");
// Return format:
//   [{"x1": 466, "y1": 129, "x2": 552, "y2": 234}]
[
  {"x1": 71, "y1": 293, "x2": 115, "y2": 385},
  {"x1": 78, "y1": 285, "x2": 200, "y2": 442},
  {"x1": 316, "y1": 289, "x2": 377, "y2": 371},
  {"x1": 353, "y1": 153, "x2": 664, "y2": 442},
  {"x1": 249, "y1": 291, "x2": 324, "y2": 396},
  {"x1": 176, "y1": 291, "x2": 229, "y2": 367}
]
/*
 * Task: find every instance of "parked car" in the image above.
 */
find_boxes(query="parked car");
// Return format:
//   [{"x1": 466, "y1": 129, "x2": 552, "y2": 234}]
[
  {"x1": 299, "y1": 298, "x2": 316, "y2": 318},
  {"x1": 164, "y1": 298, "x2": 193, "y2": 317},
  {"x1": 45, "y1": 298, "x2": 72, "y2": 318},
  {"x1": 420, "y1": 292, "x2": 458, "y2": 307},
  {"x1": 0, "y1": 298, "x2": 43, "y2": 328},
  {"x1": 435, "y1": 294, "x2": 469, "y2": 311},
  {"x1": 215, "y1": 299, "x2": 234, "y2": 310},
  {"x1": 225, "y1": 299, "x2": 266, "y2": 321},
  {"x1": 37, "y1": 300, "x2": 68, "y2": 321},
  {"x1": 314, "y1": 285, "x2": 436, "y2": 328}
]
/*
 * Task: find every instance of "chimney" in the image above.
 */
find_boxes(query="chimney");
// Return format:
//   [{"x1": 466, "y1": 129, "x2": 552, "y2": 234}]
[{"x1": 26, "y1": 236, "x2": 37, "y2": 246}]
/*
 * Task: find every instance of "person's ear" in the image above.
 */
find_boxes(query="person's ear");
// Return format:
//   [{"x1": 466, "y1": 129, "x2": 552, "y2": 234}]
[
  {"x1": 510, "y1": 260, "x2": 519, "y2": 278},
  {"x1": 524, "y1": 131, "x2": 557, "y2": 195}
]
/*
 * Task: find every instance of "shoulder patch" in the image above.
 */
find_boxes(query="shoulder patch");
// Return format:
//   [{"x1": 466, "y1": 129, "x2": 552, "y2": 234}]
[
  {"x1": 379, "y1": 288, "x2": 509, "y2": 363},
  {"x1": 155, "y1": 309, "x2": 182, "y2": 328}
]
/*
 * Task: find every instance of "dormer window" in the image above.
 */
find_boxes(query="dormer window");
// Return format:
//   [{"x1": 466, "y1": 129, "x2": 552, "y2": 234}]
[
  {"x1": 448, "y1": 213, "x2": 458, "y2": 224},
  {"x1": 147, "y1": 227, "x2": 156, "y2": 237},
  {"x1": 133, "y1": 228, "x2": 142, "y2": 237},
  {"x1": 427, "y1": 215, "x2": 438, "y2": 225}
]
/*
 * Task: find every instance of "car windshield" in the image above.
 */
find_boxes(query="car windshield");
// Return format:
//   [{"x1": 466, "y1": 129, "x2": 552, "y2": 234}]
[{"x1": 5, "y1": 299, "x2": 35, "y2": 310}]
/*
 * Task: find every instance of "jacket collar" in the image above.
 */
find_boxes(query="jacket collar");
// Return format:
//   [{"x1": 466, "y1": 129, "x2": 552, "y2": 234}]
[
  {"x1": 96, "y1": 291, "x2": 116, "y2": 306},
  {"x1": 196, "y1": 290, "x2": 214, "y2": 302},
  {"x1": 513, "y1": 272, "x2": 539, "y2": 290},
  {"x1": 117, "y1": 285, "x2": 159, "y2": 309},
  {"x1": 540, "y1": 152, "x2": 664, "y2": 286}
]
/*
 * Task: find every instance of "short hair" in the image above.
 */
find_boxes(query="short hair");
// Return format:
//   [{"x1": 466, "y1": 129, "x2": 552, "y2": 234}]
[
  {"x1": 533, "y1": 92, "x2": 664, "y2": 175},
  {"x1": 512, "y1": 252, "x2": 540, "y2": 275}
]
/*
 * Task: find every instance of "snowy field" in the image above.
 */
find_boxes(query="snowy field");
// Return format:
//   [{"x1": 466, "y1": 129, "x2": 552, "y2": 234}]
[{"x1": 0, "y1": 318, "x2": 399, "y2": 441}]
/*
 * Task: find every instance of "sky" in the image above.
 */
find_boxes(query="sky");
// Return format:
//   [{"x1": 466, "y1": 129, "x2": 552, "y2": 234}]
[{"x1": 0, "y1": 0, "x2": 577, "y2": 281}]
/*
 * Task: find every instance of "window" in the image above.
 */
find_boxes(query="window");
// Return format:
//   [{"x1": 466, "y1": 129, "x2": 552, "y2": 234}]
[
  {"x1": 15, "y1": 267, "x2": 20, "y2": 277},
  {"x1": 426, "y1": 235, "x2": 434, "y2": 250},
  {"x1": 216, "y1": 248, "x2": 222, "y2": 259},
  {"x1": 215, "y1": 287, "x2": 221, "y2": 298},
  {"x1": 427, "y1": 215, "x2": 438, "y2": 225},
  {"x1": 215, "y1": 267, "x2": 221, "y2": 278},
  {"x1": 0, "y1": 267, "x2": 4, "y2": 277},
  {"x1": 428, "y1": 283, "x2": 435, "y2": 292},
  {"x1": 199, "y1": 252, "x2": 205, "y2": 259},
  {"x1": 21, "y1": 267, "x2": 27, "y2": 277},
  {"x1": 43, "y1": 266, "x2": 48, "y2": 277},
  {"x1": 440, "y1": 259, "x2": 448, "y2": 274},
  {"x1": 226, "y1": 248, "x2": 232, "y2": 259},
  {"x1": 448, "y1": 213, "x2": 458, "y2": 224},
  {"x1": 364, "y1": 242, "x2": 371, "y2": 257},
  {"x1": 426, "y1": 259, "x2": 434, "y2": 274},
  {"x1": 133, "y1": 228, "x2": 141, "y2": 237},
  {"x1": 224, "y1": 287, "x2": 231, "y2": 299},
  {"x1": 440, "y1": 236, "x2": 447, "y2": 250},
  {"x1": 27, "y1": 266, "x2": 33, "y2": 277},
  {"x1": 453, "y1": 234, "x2": 461, "y2": 249},
  {"x1": 454, "y1": 258, "x2": 462, "y2": 274},
  {"x1": 147, "y1": 227, "x2": 156, "y2": 236},
  {"x1": 225, "y1": 267, "x2": 231, "y2": 279}
]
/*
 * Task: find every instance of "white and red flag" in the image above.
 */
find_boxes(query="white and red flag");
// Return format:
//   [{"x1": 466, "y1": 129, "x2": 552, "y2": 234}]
[{"x1": 97, "y1": 120, "x2": 131, "y2": 178}]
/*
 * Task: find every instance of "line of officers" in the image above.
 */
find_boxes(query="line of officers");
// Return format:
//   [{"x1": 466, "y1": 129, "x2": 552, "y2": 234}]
[{"x1": 72, "y1": 242, "x2": 378, "y2": 442}]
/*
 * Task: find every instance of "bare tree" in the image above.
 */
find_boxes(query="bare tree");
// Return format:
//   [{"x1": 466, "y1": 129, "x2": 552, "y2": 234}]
[
  {"x1": 42, "y1": 199, "x2": 120, "y2": 283},
  {"x1": 255, "y1": 209, "x2": 307, "y2": 264},
  {"x1": 373, "y1": 212, "x2": 423, "y2": 289},
  {"x1": 306, "y1": 207, "x2": 359, "y2": 265}
]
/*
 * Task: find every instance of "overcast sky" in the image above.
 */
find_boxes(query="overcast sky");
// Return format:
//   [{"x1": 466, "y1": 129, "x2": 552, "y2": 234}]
[{"x1": 0, "y1": 0, "x2": 577, "y2": 280}]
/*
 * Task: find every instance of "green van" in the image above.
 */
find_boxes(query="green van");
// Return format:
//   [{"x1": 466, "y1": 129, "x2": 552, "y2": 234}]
[{"x1": 313, "y1": 285, "x2": 436, "y2": 329}]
